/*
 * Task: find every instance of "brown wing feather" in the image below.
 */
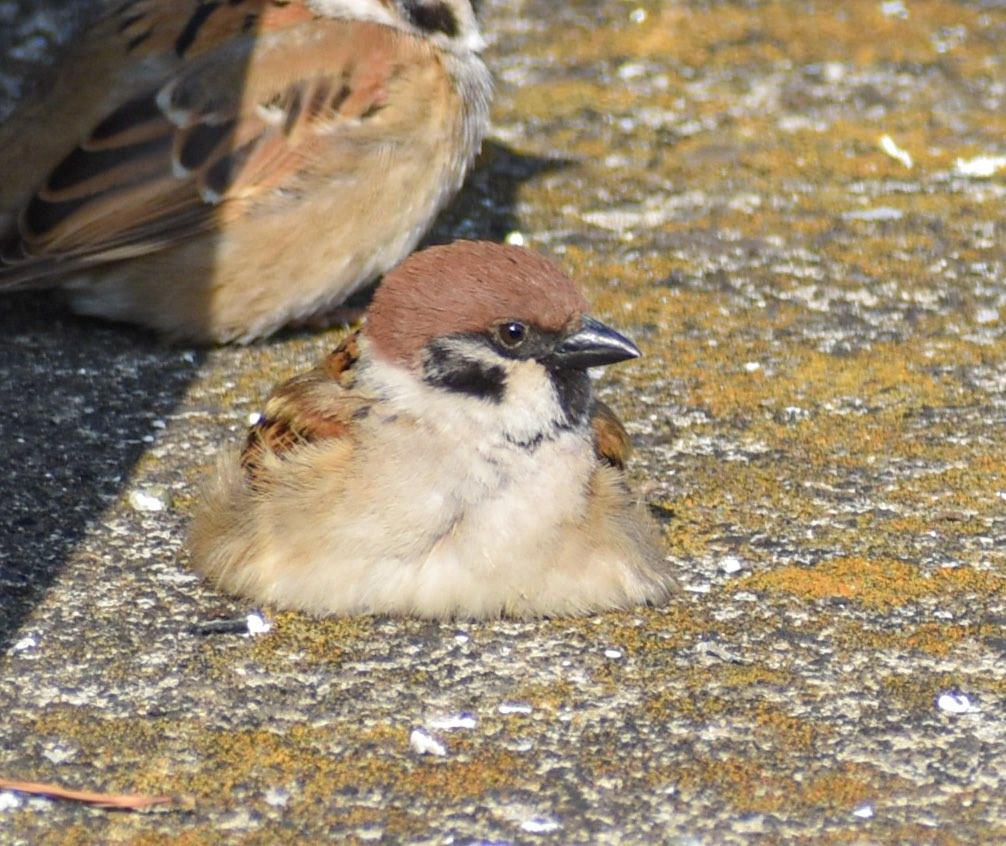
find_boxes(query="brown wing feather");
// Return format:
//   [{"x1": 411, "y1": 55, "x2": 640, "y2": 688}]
[
  {"x1": 0, "y1": 14, "x2": 413, "y2": 283},
  {"x1": 591, "y1": 400, "x2": 633, "y2": 470},
  {"x1": 241, "y1": 331, "x2": 367, "y2": 487},
  {"x1": 114, "y1": 0, "x2": 314, "y2": 62}
]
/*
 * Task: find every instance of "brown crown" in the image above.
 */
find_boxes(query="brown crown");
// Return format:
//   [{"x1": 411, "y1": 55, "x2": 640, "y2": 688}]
[{"x1": 365, "y1": 241, "x2": 590, "y2": 366}]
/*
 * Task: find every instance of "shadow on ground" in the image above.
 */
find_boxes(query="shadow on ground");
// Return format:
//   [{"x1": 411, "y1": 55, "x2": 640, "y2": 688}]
[
  {"x1": 0, "y1": 138, "x2": 555, "y2": 648},
  {"x1": 0, "y1": 294, "x2": 204, "y2": 648}
]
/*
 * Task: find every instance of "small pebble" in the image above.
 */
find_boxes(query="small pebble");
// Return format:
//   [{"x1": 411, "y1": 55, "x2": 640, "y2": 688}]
[
  {"x1": 879, "y1": 134, "x2": 913, "y2": 168},
  {"x1": 720, "y1": 555, "x2": 743, "y2": 575},
  {"x1": 264, "y1": 786, "x2": 290, "y2": 808},
  {"x1": 521, "y1": 816, "x2": 561, "y2": 834},
  {"x1": 245, "y1": 612, "x2": 272, "y2": 637},
  {"x1": 954, "y1": 154, "x2": 1006, "y2": 178},
  {"x1": 498, "y1": 702, "x2": 533, "y2": 715},
  {"x1": 937, "y1": 692, "x2": 972, "y2": 714},
  {"x1": 409, "y1": 728, "x2": 447, "y2": 757},
  {"x1": 0, "y1": 792, "x2": 22, "y2": 812},
  {"x1": 428, "y1": 713, "x2": 477, "y2": 731},
  {"x1": 880, "y1": 1, "x2": 908, "y2": 19},
  {"x1": 128, "y1": 487, "x2": 169, "y2": 513},
  {"x1": 841, "y1": 206, "x2": 903, "y2": 222}
]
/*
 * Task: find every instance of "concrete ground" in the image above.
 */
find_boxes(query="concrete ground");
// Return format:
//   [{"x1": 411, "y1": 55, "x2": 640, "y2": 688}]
[{"x1": 1, "y1": 1, "x2": 1005, "y2": 842}]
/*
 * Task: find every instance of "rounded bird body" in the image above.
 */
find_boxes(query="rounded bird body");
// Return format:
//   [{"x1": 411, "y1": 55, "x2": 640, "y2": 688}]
[
  {"x1": 190, "y1": 241, "x2": 676, "y2": 618},
  {"x1": 0, "y1": 0, "x2": 491, "y2": 342}
]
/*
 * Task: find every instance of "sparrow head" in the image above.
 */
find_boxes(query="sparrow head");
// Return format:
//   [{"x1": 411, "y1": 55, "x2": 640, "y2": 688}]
[{"x1": 363, "y1": 241, "x2": 640, "y2": 442}]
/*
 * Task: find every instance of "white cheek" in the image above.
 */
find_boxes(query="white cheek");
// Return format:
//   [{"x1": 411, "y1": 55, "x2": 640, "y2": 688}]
[
  {"x1": 360, "y1": 348, "x2": 570, "y2": 446},
  {"x1": 495, "y1": 360, "x2": 564, "y2": 438}
]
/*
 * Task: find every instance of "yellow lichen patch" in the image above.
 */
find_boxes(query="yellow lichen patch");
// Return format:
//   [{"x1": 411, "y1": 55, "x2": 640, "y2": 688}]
[
  {"x1": 885, "y1": 462, "x2": 1006, "y2": 518},
  {"x1": 929, "y1": 566, "x2": 1006, "y2": 598},
  {"x1": 720, "y1": 664, "x2": 795, "y2": 690},
  {"x1": 651, "y1": 336, "x2": 956, "y2": 427},
  {"x1": 575, "y1": 604, "x2": 700, "y2": 657},
  {"x1": 752, "y1": 708, "x2": 821, "y2": 754},
  {"x1": 645, "y1": 665, "x2": 803, "y2": 726},
  {"x1": 403, "y1": 748, "x2": 530, "y2": 801},
  {"x1": 121, "y1": 834, "x2": 209, "y2": 846},
  {"x1": 245, "y1": 610, "x2": 374, "y2": 669},
  {"x1": 816, "y1": 826, "x2": 980, "y2": 846},
  {"x1": 858, "y1": 512, "x2": 996, "y2": 547},
  {"x1": 663, "y1": 507, "x2": 720, "y2": 560},
  {"x1": 878, "y1": 671, "x2": 984, "y2": 713},
  {"x1": 740, "y1": 557, "x2": 1006, "y2": 610},
  {"x1": 509, "y1": 678, "x2": 578, "y2": 713},
  {"x1": 187, "y1": 723, "x2": 407, "y2": 806},
  {"x1": 547, "y1": 1, "x2": 1003, "y2": 74},
  {"x1": 589, "y1": 282, "x2": 724, "y2": 335},
  {"x1": 644, "y1": 687, "x2": 734, "y2": 723},
  {"x1": 794, "y1": 763, "x2": 885, "y2": 812},
  {"x1": 786, "y1": 344, "x2": 948, "y2": 404},
  {"x1": 673, "y1": 755, "x2": 793, "y2": 814},
  {"x1": 833, "y1": 614, "x2": 960, "y2": 660},
  {"x1": 898, "y1": 623, "x2": 979, "y2": 659},
  {"x1": 27, "y1": 709, "x2": 178, "y2": 795},
  {"x1": 742, "y1": 557, "x2": 916, "y2": 608},
  {"x1": 740, "y1": 116, "x2": 1006, "y2": 184},
  {"x1": 669, "y1": 754, "x2": 902, "y2": 817},
  {"x1": 508, "y1": 79, "x2": 636, "y2": 123}
]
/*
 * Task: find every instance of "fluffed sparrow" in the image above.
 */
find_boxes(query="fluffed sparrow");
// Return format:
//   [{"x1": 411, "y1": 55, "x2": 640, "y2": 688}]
[
  {"x1": 189, "y1": 240, "x2": 675, "y2": 619},
  {"x1": 0, "y1": 0, "x2": 491, "y2": 343}
]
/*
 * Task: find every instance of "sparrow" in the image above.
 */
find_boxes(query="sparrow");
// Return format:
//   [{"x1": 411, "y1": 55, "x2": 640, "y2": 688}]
[
  {"x1": 0, "y1": 0, "x2": 491, "y2": 343},
  {"x1": 189, "y1": 240, "x2": 675, "y2": 619}
]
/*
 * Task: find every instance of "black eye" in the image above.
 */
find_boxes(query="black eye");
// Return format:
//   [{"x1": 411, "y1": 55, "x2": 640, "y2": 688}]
[{"x1": 496, "y1": 320, "x2": 527, "y2": 348}]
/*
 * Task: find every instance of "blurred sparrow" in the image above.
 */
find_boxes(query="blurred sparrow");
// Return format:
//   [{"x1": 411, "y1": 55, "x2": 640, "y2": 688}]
[
  {"x1": 189, "y1": 240, "x2": 674, "y2": 618},
  {"x1": 0, "y1": 0, "x2": 491, "y2": 342}
]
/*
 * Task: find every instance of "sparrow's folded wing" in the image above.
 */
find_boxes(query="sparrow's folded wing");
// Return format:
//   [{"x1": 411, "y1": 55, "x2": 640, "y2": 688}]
[
  {"x1": 240, "y1": 331, "x2": 368, "y2": 487},
  {"x1": 591, "y1": 399, "x2": 633, "y2": 470},
  {"x1": 0, "y1": 11, "x2": 442, "y2": 283}
]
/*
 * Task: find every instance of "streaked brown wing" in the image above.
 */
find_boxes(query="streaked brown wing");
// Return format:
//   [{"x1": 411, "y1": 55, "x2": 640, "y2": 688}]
[
  {"x1": 591, "y1": 399, "x2": 633, "y2": 470},
  {"x1": 241, "y1": 331, "x2": 367, "y2": 485},
  {"x1": 112, "y1": 0, "x2": 314, "y2": 62},
  {"x1": 0, "y1": 13, "x2": 420, "y2": 283}
]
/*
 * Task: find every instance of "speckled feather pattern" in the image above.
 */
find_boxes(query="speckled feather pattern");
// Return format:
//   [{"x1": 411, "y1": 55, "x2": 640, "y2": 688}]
[
  {"x1": 0, "y1": 0, "x2": 491, "y2": 342},
  {"x1": 189, "y1": 242, "x2": 675, "y2": 618}
]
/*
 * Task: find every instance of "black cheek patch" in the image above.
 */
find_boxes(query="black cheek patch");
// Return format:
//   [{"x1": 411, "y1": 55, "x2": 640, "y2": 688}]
[
  {"x1": 423, "y1": 341, "x2": 505, "y2": 403},
  {"x1": 403, "y1": 1, "x2": 459, "y2": 38}
]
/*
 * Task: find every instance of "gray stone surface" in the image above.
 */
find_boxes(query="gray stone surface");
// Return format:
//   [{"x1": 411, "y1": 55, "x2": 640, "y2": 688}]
[{"x1": 2, "y1": 1, "x2": 1006, "y2": 843}]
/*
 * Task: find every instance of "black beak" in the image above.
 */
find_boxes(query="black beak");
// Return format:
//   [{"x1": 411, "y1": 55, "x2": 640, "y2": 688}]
[{"x1": 542, "y1": 316, "x2": 641, "y2": 370}]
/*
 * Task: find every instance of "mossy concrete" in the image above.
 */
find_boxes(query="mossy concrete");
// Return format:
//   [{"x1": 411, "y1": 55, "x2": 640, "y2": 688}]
[{"x1": 2, "y1": 0, "x2": 1005, "y2": 842}]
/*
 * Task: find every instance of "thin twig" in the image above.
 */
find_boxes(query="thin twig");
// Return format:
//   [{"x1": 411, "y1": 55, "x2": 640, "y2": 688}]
[{"x1": 0, "y1": 777, "x2": 176, "y2": 810}]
